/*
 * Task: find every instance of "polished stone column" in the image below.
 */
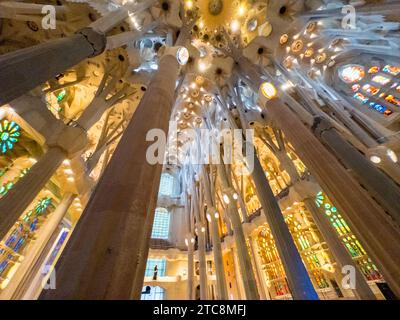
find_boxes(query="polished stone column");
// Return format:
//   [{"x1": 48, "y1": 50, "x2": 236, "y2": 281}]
[
  {"x1": 40, "y1": 53, "x2": 181, "y2": 299},
  {"x1": 187, "y1": 239, "x2": 195, "y2": 300},
  {"x1": 197, "y1": 224, "x2": 208, "y2": 300},
  {"x1": 193, "y1": 188, "x2": 208, "y2": 300},
  {"x1": 304, "y1": 198, "x2": 376, "y2": 300},
  {"x1": 217, "y1": 165, "x2": 260, "y2": 300},
  {"x1": 201, "y1": 170, "x2": 228, "y2": 300},
  {"x1": 130, "y1": 203, "x2": 158, "y2": 300},
  {"x1": 313, "y1": 117, "x2": 400, "y2": 226},
  {"x1": 248, "y1": 149, "x2": 319, "y2": 300},
  {"x1": 264, "y1": 98, "x2": 400, "y2": 297},
  {"x1": 0, "y1": 193, "x2": 75, "y2": 299}
]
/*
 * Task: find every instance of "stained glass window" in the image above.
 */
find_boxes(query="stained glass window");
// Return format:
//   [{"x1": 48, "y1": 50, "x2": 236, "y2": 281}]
[
  {"x1": 0, "y1": 120, "x2": 20, "y2": 154},
  {"x1": 141, "y1": 286, "x2": 165, "y2": 300},
  {"x1": 362, "y1": 84, "x2": 380, "y2": 95},
  {"x1": 35, "y1": 197, "x2": 53, "y2": 215},
  {"x1": 145, "y1": 258, "x2": 166, "y2": 277},
  {"x1": 151, "y1": 207, "x2": 170, "y2": 239},
  {"x1": 56, "y1": 89, "x2": 67, "y2": 102},
  {"x1": 383, "y1": 65, "x2": 400, "y2": 76},
  {"x1": 159, "y1": 172, "x2": 175, "y2": 197},
  {"x1": 315, "y1": 192, "x2": 382, "y2": 280},
  {"x1": 339, "y1": 65, "x2": 365, "y2": 83},
  {"x1": 372, "y1": 75, "x2": 391, "y2": 86}
]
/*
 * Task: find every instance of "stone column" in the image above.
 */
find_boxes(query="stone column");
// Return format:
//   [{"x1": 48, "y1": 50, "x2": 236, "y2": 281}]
[
  {"x1": 193, "y1": 187, "x2": 208, "y2": 300},
  {"x1": 201, "y1": 170, "x2": 228, "y2": 300},
  {"x1": 313, "y1": 117, "x2": 400, "y2": 225},
  {"x1": 304, "y1": 198, "x2": 376, "y2": 300},
  {"x1": 208, "y1": 213, "x2": 228, "y2": 300},
  {"x1": 248, "y1": 151, "x2": 319, "y2": 300},
  {"x1": 197, "y1": 226, "x2": 208, "y2": 300},
  {"x1": 264, "y1": 98, "x2": 400, "y2": 297},
  {"x1": 248, "y1": 235, "x2": 268, "y2": 300},
  {"x1": 130, "y1": 203, "x2": 158, "y2": 299},
  {"x1": 187, "y1": 238, "x2": 195, "y2": 300},
  {"x1": 40, "y1": 52, "x2": 181, "y2": 299},
  {"x1": 217, "y1": 165, "x2": 260, "y2": 300},
  {"x1": 0, "y1": 193, "x2": 75, "y2": 299}
]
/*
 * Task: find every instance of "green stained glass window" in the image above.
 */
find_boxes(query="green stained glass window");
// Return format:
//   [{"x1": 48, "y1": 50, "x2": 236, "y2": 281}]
[
  {"x1": 35, "y1": 197, "x2": 53, "y2": 215},
  {"x1": 0, "y1": 120, "x2": 21, "y2": 154}
]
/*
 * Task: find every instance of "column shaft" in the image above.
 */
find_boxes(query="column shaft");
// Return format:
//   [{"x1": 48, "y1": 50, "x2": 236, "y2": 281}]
[
  {"x1": 315, "y1": 120, "x2": 400, "y2": 225},
  {"x1": 201, "y1": 172, "x2": 228, "y2": 300},
  {"x1": 130, "y1": 205, "x2": 157, "y2": 299},
  {"x1": 217, "y1": 165, "x2": 260, "y2": 299},
  {"x1": 40, "y1": 55, "x2": 180, "y2": 299},
  {"x1": 197, "y1": 229, "x2": 208, "y2": 300},
  {"x1": 265, "y1": 98, "x2": 400, "y2": 297},
  {"x1": 250, "y1": 151, "x2": 319, "y2": 300},
  {"x1": 210, "y1": 220, "x2": 228, "y2": 299},
  {"x1": 187, "y1": 243, "x2": 194, "y2": 300}
]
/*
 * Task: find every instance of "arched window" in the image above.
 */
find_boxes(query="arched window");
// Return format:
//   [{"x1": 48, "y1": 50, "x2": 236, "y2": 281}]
[
  {"x1": 151, "y1": 207, "x2": 170, "y2": 239},
  {"x1": 159, "y1": 172, "x2": 175, "y2": 197},
  {"x1": 141, "y1": 286, "x2": 165, "y2": 300}
]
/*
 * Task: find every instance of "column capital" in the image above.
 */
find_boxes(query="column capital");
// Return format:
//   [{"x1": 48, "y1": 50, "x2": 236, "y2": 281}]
[
  {"x1": 75, "y1": 28, "x2": 107, "y2": 57},
  {"x1": 47, "y1": 125, "x2": 88, "y2": 158},
  {"x1": 311, "y1": 116, "x2": 335, "y2": 139}
]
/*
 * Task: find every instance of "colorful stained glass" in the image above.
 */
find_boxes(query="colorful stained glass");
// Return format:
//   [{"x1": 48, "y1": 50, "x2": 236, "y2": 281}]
[
  {"x1": 56, "y1": 89, "x2": 67, "y2": 102},
  {"x1": 35, "y1": 197, "x2": 53, "y2": 215},
  {"x1": 368, "y1": 66, "x2": 380, "y2": 74},
  {"x1": 372, "y1": 75, "x2": 391, "y2": 86},
  {"x1": 0, "y1": 181, "x2": 14, "y2": 197},
  {"x1": 354, "y1": 92, "x2": 369, "y2": 104},
  {"x1": 369, "y1": 102, "x2": 392, "y2": 116},
  {"x1": 0, "y1": 120, "x2": 21, "y2": 154},
  {"x1": 385, "y1": 95, "x2": 400, "y2": 107},
  {"x1": 351, "y1": 84, "x2": 361, "y2": 92},
  {"x1": 362, "y1": 84, "x2": 380, "y2": 95},
  {"x1": 339, "y1": 65, "x2": 365, "y2": 83},
  {"x1": 383, "y1": 65, "x2": 400, "y2": 76}
]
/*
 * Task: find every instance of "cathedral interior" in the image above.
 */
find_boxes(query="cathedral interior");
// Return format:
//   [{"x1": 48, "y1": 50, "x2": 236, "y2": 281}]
[{"x1": 0, "y1": 0, "x2": 400, "y2": 301}]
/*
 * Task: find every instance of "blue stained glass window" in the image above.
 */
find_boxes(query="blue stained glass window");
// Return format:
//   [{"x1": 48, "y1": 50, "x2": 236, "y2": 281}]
[
  {"x1": 151, "y1": 207, "x2": 170, "y2": 239},
  {"x1": 141, "y1": 286, "x2": 165, "y2": 300},
  {"x1": 145, "y1": 258, "x2": 166, "y2": 277}
]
